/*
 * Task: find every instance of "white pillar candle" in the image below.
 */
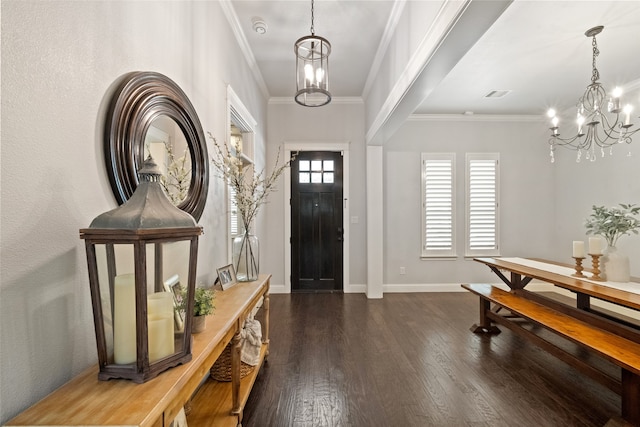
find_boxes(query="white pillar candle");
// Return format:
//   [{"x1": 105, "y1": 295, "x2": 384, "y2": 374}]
[
  {"x1": 572, "y1": 241, "x2": 585, "y2": 258},
  {"x1": 588, "y1": 237, "x2": 602, "y2": 255},
  {"x1": 114, "y1": 274, "x2": 136, "y2": 364},
  {"x1": 148, "y1": 292, "x2": 174, "y2": 362}
]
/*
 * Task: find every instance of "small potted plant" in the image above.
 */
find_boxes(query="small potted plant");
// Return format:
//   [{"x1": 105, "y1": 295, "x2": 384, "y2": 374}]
[
  {"x1": 585, "y1": 203, "x2": 640, "y2": 282},
  {"x1": 178, "y1": 286, "x2": 215, "y2": 334}
]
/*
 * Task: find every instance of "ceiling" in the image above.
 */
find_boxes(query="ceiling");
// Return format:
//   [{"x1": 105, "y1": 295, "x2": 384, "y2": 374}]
[{"x1": 227, "y1": 0, "x2": 640, "y2": 118}]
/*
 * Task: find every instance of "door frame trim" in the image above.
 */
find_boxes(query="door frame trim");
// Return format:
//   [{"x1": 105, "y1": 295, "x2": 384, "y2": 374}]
[{"x1": 283, "y1": 142, "x2": 350, "y2": 294}]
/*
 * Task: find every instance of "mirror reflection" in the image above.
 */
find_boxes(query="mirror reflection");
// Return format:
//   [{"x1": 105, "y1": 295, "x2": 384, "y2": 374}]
[{"x1": 144, "y1": 116, "x2": 192, "y2": 206}]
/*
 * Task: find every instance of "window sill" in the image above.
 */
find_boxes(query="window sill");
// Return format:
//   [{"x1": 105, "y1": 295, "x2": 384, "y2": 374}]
[{"x1": 420, "y1": 255, "x2": 458, "y2": 261}]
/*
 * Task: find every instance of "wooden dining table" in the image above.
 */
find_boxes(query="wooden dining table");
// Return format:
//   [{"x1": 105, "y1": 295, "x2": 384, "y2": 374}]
[
  {"x1": 471, "y1": 257, "x2": 640, "y2": 425},
  {"x1": 475, "y1": 257, "x2": 640, "y2": 331}
]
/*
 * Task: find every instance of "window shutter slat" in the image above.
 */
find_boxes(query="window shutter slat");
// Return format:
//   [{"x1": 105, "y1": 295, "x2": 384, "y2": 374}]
[
  {"x1": 467, "y1": 157, "x2": 498, "y2": 253},
  {"x1": 422, "y1": 156, "x2": 455, "y2": 256},
  {"x1": 229, "y1": 186, "x2": 238, "y2": 236}
]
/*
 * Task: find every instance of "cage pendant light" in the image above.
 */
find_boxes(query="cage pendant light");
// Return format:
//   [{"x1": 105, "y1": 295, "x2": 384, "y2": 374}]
[{"x1": 294, "y1": 0, "x2": 331, "y2": 107}]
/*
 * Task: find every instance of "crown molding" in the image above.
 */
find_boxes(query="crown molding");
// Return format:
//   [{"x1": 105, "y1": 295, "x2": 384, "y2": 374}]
[
  {"x1": 362, "y1": 0, "x2": 407, "y2": 98},
  {"x1": 269, "y1": 97, "x2": 363, "y2": 106},
  {"x1": 408, "y1": 113, "x2": 543, "y2": 122},
  {"x1": 365, "y1": 0, "x2": 473, "y2": 145},
  {"x1": 220, "y1": 0, "x2": 270, "y2": 100}
]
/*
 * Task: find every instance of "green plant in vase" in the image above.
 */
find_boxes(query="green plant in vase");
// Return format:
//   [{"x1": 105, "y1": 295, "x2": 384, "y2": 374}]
[
  {"x1": 178, "y1": 286, "x2": 215, "y2": 333},
  {"x1": 585, "y1": 203, "x2": 640, "y2": 282}
]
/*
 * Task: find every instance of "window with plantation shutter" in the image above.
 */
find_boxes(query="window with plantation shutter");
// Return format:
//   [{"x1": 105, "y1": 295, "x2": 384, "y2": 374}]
[
  {"x1": 229, "y1": 185, "x2": 239, "y2": 237},
  {"x1": 466, "y1": 153, "x2": 500, "y2": 256},
  {"x1": 421, "y1": 153, "x2": 456, "y2": 257}
]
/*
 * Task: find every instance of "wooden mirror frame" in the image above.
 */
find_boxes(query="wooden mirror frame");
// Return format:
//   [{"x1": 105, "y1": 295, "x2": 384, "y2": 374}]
[{"x1": 105, "y1": 71, "x2": 209, "y2": 221}]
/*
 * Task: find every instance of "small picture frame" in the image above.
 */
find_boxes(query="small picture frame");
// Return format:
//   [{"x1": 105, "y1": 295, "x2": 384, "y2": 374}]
[
  {"x1": 217, "y1": 264, "x2": 237, "y2": 290},
  {"x1": 163, "y1": 274, "x2": 184, "y2": 331}
]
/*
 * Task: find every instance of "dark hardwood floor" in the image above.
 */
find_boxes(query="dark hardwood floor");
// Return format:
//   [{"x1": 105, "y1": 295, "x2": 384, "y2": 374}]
[{"x1": 243, "y1": 292, "x2": 620, "y2": 427}]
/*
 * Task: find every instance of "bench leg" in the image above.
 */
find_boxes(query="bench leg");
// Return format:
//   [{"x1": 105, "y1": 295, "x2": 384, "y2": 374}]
[
  {"x1": 470, "y1": 297, "x2": 501, "y2": 334},
  {"x1": 622, "y1": 369, "x2": 640, "y2": 426}
]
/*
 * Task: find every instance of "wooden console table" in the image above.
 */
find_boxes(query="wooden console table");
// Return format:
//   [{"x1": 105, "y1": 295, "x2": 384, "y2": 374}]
[{"x1": 4, "y1": 274, "x2": 271, "y2": 427}]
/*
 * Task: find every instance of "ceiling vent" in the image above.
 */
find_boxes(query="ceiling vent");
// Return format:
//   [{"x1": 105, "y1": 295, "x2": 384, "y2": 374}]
[{"x1": 484, "y1": 90, "x2": 511, "y2": 98}]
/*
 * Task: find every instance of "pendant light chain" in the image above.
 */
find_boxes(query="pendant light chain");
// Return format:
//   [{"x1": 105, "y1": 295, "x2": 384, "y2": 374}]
[{"x1": 310, "y1": 0, "x2": 315, "y2": 35}]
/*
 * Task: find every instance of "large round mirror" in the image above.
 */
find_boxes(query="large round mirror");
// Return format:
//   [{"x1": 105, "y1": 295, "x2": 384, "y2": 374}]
[{"x1": 105, "y1": 71, "x2": 209, "y2": 221}]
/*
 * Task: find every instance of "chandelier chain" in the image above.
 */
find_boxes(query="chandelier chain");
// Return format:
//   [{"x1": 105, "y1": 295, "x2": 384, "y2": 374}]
[{"x1": 591, "y1": 34, "x2": 600, "y2": 83}]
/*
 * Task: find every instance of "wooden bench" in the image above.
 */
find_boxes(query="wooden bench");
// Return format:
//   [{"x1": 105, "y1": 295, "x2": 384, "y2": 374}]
[{"x1": 462, "y1": 283, "x2": 640, "y2": 426}]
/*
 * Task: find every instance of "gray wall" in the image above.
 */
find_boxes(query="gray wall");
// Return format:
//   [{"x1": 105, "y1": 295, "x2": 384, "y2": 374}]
[
  {"x1": 384, "y1": 117, "x2": 556, "y2": 287},
  {"x1": 550, "y1": 112, "x2": 640, "y2": 273},
  {"x1": 1, "y1": 1, "x2": 267, "y2": 422},
  {"x1": 263, "y1": 101, "x2": 368, "y2": 288},
  {"x1": 384, "y1": 114, "x2": 640, "y2": 286}
]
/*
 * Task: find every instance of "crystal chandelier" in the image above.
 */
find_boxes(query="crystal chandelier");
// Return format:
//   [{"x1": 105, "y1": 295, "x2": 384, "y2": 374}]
[
  {"x1": 547, "y1": 26, "x2": 638, "y2": 163},
  {"x1": 294, "y1": 0, "x2": 331, "y2": 107}
]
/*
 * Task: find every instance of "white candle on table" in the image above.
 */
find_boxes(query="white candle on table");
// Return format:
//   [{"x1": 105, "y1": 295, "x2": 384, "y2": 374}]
[
  {"x1": 572, "y1": 241, "x2": 585, "y2": 258},
  {"x1": 588, "y1": 237, "x2": 602, "y2": 255},
  {"x1": 148, "y1": 292, "x2": 174, "y2": 362},
  {"x1": 114, "y1": 273, "x2": 136, "y2": 364}
]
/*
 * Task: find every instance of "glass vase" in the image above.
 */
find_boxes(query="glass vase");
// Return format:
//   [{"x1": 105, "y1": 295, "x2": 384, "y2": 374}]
[
  {"x1": 603, "y1": 246, "x2": 630, "y2": 282},
  {"x1": 232, "y1": 232, "x2": 259, "y2": 282}
]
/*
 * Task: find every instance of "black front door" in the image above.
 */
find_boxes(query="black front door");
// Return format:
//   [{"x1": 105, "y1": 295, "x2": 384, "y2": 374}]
[{"x1": 291, "y1": 151, "x2": 344, "y2": 292}]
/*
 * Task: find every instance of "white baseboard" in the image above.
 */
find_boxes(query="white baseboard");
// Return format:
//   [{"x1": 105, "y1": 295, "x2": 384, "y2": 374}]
[
  {"x1": 267, "y1": 281, "x2": 557, "y2": 294},
  {"x1": 345, "y1": 284, "x2": 366, "y2": 293},
  {"x1": 267, "y1": 283, "x2": 368, "y2": 293},
  {"x1": 269, "y1": 283, "x2": 287, "y2": 294},
  {"x1": 383, "y1": 282, "x2": 556, "y2": 293}
]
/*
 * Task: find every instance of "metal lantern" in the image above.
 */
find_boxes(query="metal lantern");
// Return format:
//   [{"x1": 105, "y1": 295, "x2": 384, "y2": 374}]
[
  {"x1": 294, "y1": 0, "x2": 331, "y2": 107},
  {"x1": 80, "y1": 156, "x2": 203, "y2": 383}
]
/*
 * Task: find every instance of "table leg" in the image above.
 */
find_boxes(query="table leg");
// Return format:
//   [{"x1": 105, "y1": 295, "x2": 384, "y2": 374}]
[
  {"x1": 622, "y1": 369, "x2": 640, "y2": 425},
  {"x1": 487, "y1": 267, "x2": 531, "y2": 290},
  {"x1": 264, "y1": 291, "x2": 270, "y2": 358},
  {"x1": 577, "y1": 293, "x2": 591, "y2": 310},
  {"x1": 470, "y1": 297, "x2": 501, "y2": 334},
  {"x1": 231, "y1": 327, "x2": 242, "y2": 415}
]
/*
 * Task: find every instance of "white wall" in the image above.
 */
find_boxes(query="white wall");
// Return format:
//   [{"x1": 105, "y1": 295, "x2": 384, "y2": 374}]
[
  {"x1": 0, "y1": 1, "x2": 267, "y2": 422},
  {"x1": 263, "y1": 101, "x2": 368, "y2": 289},
  {"x1": 550, "y1": 117, "x2": 640, "y2": 276},
  {"x1": 383, "y1": 117, "x2": 555, "y2": 288}
]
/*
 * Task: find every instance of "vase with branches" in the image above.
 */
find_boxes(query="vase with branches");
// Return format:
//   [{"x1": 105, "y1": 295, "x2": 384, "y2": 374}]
[{"x1": 209, "y1": 133, "x2": 294, "y2": 281}]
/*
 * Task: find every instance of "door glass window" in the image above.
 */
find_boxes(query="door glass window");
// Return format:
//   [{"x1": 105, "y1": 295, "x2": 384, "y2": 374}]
[{"x1": 299, "y1": 159, "x2": 335, "y2": 184}]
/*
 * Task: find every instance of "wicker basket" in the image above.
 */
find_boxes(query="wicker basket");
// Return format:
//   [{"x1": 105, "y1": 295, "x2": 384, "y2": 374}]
[{"x1": 210, "y1": 343, "x2": 254, "y2": 382}]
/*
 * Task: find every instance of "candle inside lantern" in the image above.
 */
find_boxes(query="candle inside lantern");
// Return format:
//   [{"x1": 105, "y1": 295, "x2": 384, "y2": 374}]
[
  {"x1": 113, "y1": 273, "x2": 136, "y2": 364},
  {"x1": 588, "y1": 237, "x2": 602, "y2": 255},
  {"x1": 148, "y1": 292, "x2": 174, "y2": 362},
  {"x1": 572, "y1": 241, "x2": 585, "y2": 258}
]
